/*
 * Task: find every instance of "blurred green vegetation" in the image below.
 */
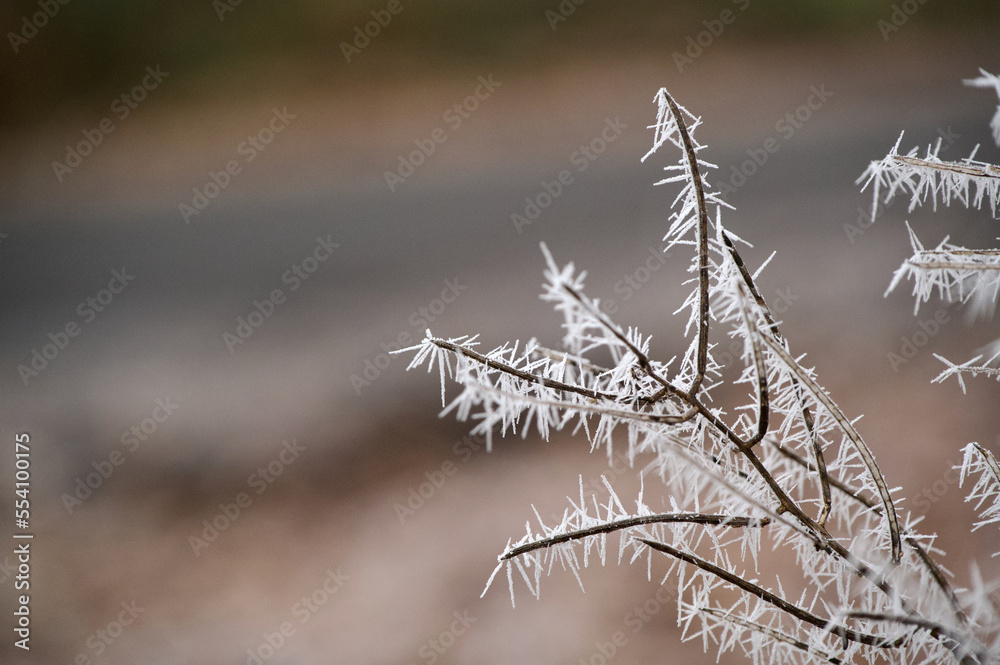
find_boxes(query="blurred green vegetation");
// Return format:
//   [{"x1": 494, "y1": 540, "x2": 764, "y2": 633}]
[{"x1": 2, "y1": 0, "x2": 998, "y2": 127}]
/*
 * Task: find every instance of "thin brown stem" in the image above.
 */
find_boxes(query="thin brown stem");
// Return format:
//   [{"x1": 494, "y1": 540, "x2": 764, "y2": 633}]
[
  {"x1": 638, "y1": 538, "x2": 901, "y2": 648},
  {"x1": 736, "y1": 281, "x2": 769, "y2": 446},
  {"x1": 720, "y1": 231, "x2": 779, "y2": 332},
  {"x1": 502, "y1": 513, "x2": 769, "y2": 561},
  {"x1": 771, "y1": 440, "x2": 875, "y2": 509},
  {"x1": 721, "y1": 231, "x2": 832, "y2": 524},
  {"x1": 757, "y1": 333, "x2": 903, "y2": 563},
  {"x1": 429, "y1": 337, "x2": 620, "y2": 402},
  {"x1": 893, "y1": 154, "x2": 1000, "y2": 179},
  {"x1": 560, "y1": 283, "x2": 686, "y2": 402},
  {"x1": 699, "y1": 607, "x2": 844, "y2": 664},
  {"x1": 685, "y1": 399, "x2": 820, "y2": 531},
  {"x1": 844, "y1": 612, "x2": 984, "y2": 664},
  {"x1": 770, "y1": 440, "x2": 968, "y2": 626},
  {"x1": 528, "y1": 345, "x2": 613, "y2": 376},
  {"x1": 661, "y1": 90, "x2": 711, "y2": 395},
  {"x1": 968, "y1": 443, "x2": 1000, "y2": 489},
  {"x1": 908, "y1": 259, "x2": 1000, "y2": 272}
]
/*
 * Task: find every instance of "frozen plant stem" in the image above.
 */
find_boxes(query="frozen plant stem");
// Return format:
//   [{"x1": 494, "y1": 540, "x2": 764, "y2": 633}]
[
  {"x1": 398, "y1": 85, "x2": 1000, "y2": 664},
  {"x1": 659, "y1": 91, "x2": 712, "y2": 395},
  {"x1": 502, "y1": 513, "x2": 770, "y2": 561},
  {"x1": 638, "y1": 538, "x2": 899, "y2": 649}
]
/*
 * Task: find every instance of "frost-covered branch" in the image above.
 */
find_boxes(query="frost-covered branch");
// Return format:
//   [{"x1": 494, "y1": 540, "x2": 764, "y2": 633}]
[
  {"x1": 757, "y1": 331, "x2": 902, "y2": 563},
  {"x1": 886, "y1": 223, "x2": 1000, "y2": 321},
  {"x1": 841, "y1": 612, "x2": 987, "y2": 665},
  {"x1": 862, "y1": 72, "x2": 1000, "y2": 398},
  {"x1": 501, "y1": 512, "x2": 770, "y2": 561},
  {"x1": 397, "y1": 83, "x2": 1000, "y2": 665},
  {"x1": 697, "y1": 606, "x2": 845, "y2": 664},
  {"x1": 858, "y1": 135, "x2": 1000, "y2": 220},
  {"x1": 932, "y1": 352, "x2": 1000, "y2": 393},
  {"x1": 958, "y1": 443, "x2": 1000, "y2": 543},
  {"x1": 639, "y1": 538, "x2": 900, "y2": 648}
]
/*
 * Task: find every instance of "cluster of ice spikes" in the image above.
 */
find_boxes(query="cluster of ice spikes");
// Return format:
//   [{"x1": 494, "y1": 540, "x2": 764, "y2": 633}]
[
  {"x1": 860, "y1": 69, "x2": 1000, "y2": 389},
  {"x1": 398, "y1": 85, "x2": 1000, "y2": 664}
]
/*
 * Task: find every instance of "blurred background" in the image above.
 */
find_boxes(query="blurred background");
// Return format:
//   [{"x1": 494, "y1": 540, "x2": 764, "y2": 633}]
[{"x1": 1, "y1": 1, "x2": 1000, "y2": 663}]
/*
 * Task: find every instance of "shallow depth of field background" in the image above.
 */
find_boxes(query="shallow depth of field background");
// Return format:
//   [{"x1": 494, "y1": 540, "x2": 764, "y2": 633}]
[{"x1": 1, "y1": 2, "x2": 1000, "y2": 663}]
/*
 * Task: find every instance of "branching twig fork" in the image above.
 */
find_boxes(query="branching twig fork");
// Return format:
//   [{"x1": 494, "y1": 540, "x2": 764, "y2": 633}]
[
  {"x1": 721, "y1": 230, "x2": 833, "y2": 526},
  {"x1": 757, "y1": 333, "x2": 903, "y2": 563},
  {"x1": 772, "y1": 440, "x2": 968, "y2": 626},
  {"x1": 638, "y1": 538, "x2": 902, "y2": 648}
]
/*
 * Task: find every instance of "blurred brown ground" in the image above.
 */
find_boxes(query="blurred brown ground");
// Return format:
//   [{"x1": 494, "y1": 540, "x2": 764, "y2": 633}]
[{"x1": 1, "y1": 11, "x2": 1000, "y2": 665}]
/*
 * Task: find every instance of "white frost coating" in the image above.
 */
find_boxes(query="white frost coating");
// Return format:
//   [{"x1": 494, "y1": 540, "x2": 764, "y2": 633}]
[{"x1": 397, "y1": 84, "x2": 1000, "y2": 665}]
